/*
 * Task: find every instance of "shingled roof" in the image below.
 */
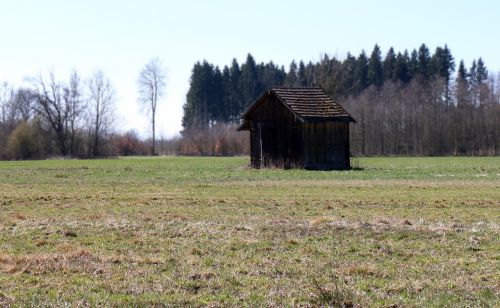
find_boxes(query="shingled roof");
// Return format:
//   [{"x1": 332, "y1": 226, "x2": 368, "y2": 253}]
[{"x1": 239, "y1": 87, "x2": 354, "y2": 130}]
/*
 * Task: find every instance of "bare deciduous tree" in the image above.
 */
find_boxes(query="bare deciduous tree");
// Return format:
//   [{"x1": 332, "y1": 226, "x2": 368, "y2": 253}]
[
  {"x1": 137, "y1": 57, "x2": 166, "y2": 155},
  {"x1": 342, "y1": 76, "x2": 500, "y2": 157},
  {"x1": 13, "y1": 88, "x2": 36, "y2": 121},
  {"x1": 31, "y1": 71, "x2": 83, "y2": 156},
  {"x1": 0, "y1": 82, "x2": 13, "y2": 125},
  {"x1": 87, "y1": 70, "x2": 116, "y2": 157},
  {"x1": 64, "y1": 71, "x2": 84, "y2": 154}
]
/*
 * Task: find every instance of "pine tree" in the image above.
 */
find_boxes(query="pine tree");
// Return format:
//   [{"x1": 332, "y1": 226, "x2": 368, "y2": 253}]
[
  {"x1": 341, "y1": 52, "x2": 357, "y2": 95},
  {"x1": 221, "y1": 66, "x2": 232, "y2": 122},
  {"x1": 200, "y1": 61, "x2": 215, "y2": 126},
  {"x1": 305, "y1": 61, "x2": 316, "y2": 86},
  {"x1": 317, "y1": 55, "x2": 342, "y2": 95},
  {"x1": 367, "y1": 44, "x2": 383, "y2": 87},
  {"x1": 255, "y1": 61, "x2": 286, "y2": 97},
  {"x1": 431, "y1": 45, "x2": 455, "y2": 82},
  {"x1": 417, "y1": 44, "x2": 431, "y2": 80},
  {"x1": 274, "y1": 62, "x2": 287, "y2": 86},
  {"x1": 228, "y1": 59, "x2": 242, "y2": 120},
  {"x1": 455, "y1": 60, "x2": 470, "y2": 154},
  {"x1": 211, "y1": 67, "x2": 224, "y2": 123},
  {"x1": 408, "y1": 49, "x2": 419, "y2": 80},
  {"x1": 456, "y1": 60, "x2": 469, "y2": 107},
  {"x1": 476, "y1": 58, "x2": 489, "y2": 105},
  {"x1": 297, "y1": 61, "x2": 308, "y2": 87},
  {"x1": 239, "y1": 54, "x2": 260, "y2": 109},
  {"x1": 182, "y1": 61, "x2": 221, "y2": 128},
  {"x1": 183, "y1": 62, "x2": 203, "y2": 128},
  {"x1": 431, "y1": 45, "x2": 455, "y2": 105},
  {"x1": 383, "y1": 47, "x2": 397, "y2": 82},
  {"x1": 469, "y1": 60, "x2": 478, "y2": 105},
  {"x1": 394, "y1": 52, "x2": 410, "y2": 83},
  {"x1": 354, "y1": 51, "x2": 369, "y2": 94},
  {"x1": 285, "y1": 60, "x2": 298, "y2": 87},
  {"x1": 430, "y1": 46, "x2": 443, "y2": 78},
  {"x1": 476, "y1": 58, "x2": 488, "y2": 84},
  {"x1": 442, "y1": 45, "x2": 455, "y2": 81},
  {"x1": 469, "y1": 60, "x2": 477, "y2": 84},
  {"x1": 457, "y1": 60, "x2": 468, "y2": 81}
]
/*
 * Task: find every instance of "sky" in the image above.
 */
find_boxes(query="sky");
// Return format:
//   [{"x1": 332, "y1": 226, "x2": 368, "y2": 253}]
[{"x1": 1, "y1": 0, "x2": 499, "y2": 138}]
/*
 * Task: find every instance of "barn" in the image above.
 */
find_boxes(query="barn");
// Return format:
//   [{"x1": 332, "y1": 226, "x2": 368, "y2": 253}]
[{"x1": 238, "y1": 87, "x2": 355, "y2": 170}]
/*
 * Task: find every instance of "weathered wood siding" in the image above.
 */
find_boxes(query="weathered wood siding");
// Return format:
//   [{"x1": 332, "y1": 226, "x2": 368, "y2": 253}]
[
  {"x1": 302, "y1": 122, "x2": 350, "y2": 169},
  {"x1": 249, "y1": 96, "x2": 303, "y2": 168},
  {"x1": 245, "y1": 89, "x2": 352, "y2": 170}
]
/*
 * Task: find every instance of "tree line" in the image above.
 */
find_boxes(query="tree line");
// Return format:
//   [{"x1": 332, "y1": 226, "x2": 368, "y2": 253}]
[
  {"x1": 183, "y1": 44, "x2": 499, "y2": 155},
  {"x1": 1, "y1": 45, "x2": 498, "y2": 160},
  {"x1": 0, "y1": 70, "x2": 116, "y2": 159},
  {"x1": 0, "y1": 58, "x2": 167, "y2": 159}
]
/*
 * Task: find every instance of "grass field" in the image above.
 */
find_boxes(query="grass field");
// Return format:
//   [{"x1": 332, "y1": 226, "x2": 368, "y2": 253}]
[{"x1": 0, "y1": 157, "x2": 499, "y2": 306}]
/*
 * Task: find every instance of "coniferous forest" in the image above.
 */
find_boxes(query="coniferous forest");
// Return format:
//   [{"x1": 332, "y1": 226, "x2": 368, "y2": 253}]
[{"x1": 183, "y1": 44, "x2": 499, "y2": 156}]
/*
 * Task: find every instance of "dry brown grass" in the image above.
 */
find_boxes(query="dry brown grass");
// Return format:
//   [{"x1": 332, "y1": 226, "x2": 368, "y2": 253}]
[
  {"x1": 0, "y1": 157, "x2": 498, "y2": 306},
  {"x1": 0, "y1": 249, "x2": 103, "y2": 275}
]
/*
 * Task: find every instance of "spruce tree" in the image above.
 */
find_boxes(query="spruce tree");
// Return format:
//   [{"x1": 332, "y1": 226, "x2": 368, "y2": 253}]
[
  {"x1": 469, "y1": 60, "x2": 477, "y2": 92},
  {"x1": 431, "y1": 45, "x2": 455, "y2": 82},
  {"x1": 394, "y1": 52, "x2": 410, "y2": 83},
  {"x1": 354, "y1": 51, "x2": 369, "y2": 94},
  {"x1": 211, "y1": 67, "x2": 224, "y2": 123},
  {"x1": 221, "y1": 66, "x2": 233, "y2": 122},
  {"x1": 183, "y1": 62, "x2": 203, "y2": 128},
  {"x1": 274, "y1": 63, "x2": 287, "y2": 86},
  {"x1": 341, "y1": 52, "x2": 357, "y2": 95},
  {"x1": 239, "y1": 54, "x2": 260, "y2": 109},
  {"x1": 367, "y1": 44, "x2": 383, "y2": 87},
  {"x1": 417, "y1": 44, "x2": 431, "y2": 80},
  {"x1": 430, "y1": 45, "x2": 455, "y2": 105},
  {"x1": 408, "y1": 49, "x2": 419, "y2": 80},
  {"x1": 297, "y1": 61, "x2": 308, "y2": 87},
  {"x1": 442, "y1": 45, "x2": 455, "y2": 81},
  {"x1": 383, "y1": 47, "x2": 397, "y2": 82},
  {"x1": 470, "y1": 60, "x2": 477, "y2": 77},
  {"x1": 285, "y1": 60, "x2": 298, "y2": 87},
  {"x1": 200, "y1": 61, "x2": 216, "y2": 126},
  {"x1": 455, "y1": 60, "x2": 470, "y2": 153},
  {"x1": 476, "y1": 58, "x2": 489, "y2": 105},
  {"x1": 457, "y1": 60, "x2": 468, "y2": 81},
  {"x1": 476, "y1": 58, "x2": 488, "y2": 84},
  {"x1": 305, "y1": 61, "x2": 316, "y2": 86},
  {"x1": 430, "y1": 46, "x2": 443, "y2": 78},
  {"x1": 456, "y1": 60, "x2": 469, "y2": 106},
  {"x1": 229, "y1": 59, "x2": 242, "y2": 120}
]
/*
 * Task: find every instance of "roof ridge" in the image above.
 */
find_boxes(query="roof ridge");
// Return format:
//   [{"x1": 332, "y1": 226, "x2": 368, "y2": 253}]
[
  {"x1": 242, "y1": 87, "x2": 355, "y2": 123},
  {"x1": 271, "y1": 86, "x2": 322, "y2": 90}
]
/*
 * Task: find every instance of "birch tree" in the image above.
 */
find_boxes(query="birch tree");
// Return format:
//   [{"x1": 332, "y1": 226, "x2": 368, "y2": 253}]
[{"x1": 137, "y1": 58, "x2": 166, "y2": 155}]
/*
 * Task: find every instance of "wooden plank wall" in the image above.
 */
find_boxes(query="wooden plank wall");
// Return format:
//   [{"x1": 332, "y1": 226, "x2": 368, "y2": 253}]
[
  {"x1": 248, "y1": 94, "x2": 350, "y2": 170},
  {"x1": 249, "y1": 96, "x2": 303, "y2": 168},
  {"x1": 302, "y1": 122, "x2": 350, "y2": 169}
]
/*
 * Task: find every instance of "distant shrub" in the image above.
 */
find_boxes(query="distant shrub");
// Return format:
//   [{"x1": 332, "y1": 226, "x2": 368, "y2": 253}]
[
  {"x1": 178, "y1": 123, "x2": 249, "y2": 156},
  {"x1": 112, "y1": 130, "x2": 149, "y2": 156},
  {"x1": 7, "y1": 121, "x2": 46, "y2": 160}
]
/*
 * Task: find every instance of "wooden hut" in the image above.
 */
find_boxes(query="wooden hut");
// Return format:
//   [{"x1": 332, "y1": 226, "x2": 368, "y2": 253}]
[{"x1": 238, "y1": 87, "x2": 355, "y2": 170}]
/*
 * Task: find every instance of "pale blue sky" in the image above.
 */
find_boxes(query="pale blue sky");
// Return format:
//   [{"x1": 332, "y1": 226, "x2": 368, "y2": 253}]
[{"x1": 1, "y1": 0, "x2": 499, "y2": 137}]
